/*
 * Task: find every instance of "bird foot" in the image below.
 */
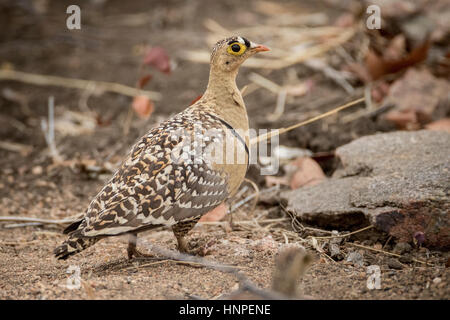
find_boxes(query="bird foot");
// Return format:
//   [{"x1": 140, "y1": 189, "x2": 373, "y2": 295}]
[{"x1": 127, "y1": 245, "x2": 154, "y2": 260}]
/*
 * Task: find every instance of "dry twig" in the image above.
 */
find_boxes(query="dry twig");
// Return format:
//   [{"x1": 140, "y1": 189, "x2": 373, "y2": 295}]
[
  {"x1": 0, "y1": 69, "x2": 161, "y2": 100},
  {"x1": 347, "y1": 243, "x2": 432, "y2": 266}
]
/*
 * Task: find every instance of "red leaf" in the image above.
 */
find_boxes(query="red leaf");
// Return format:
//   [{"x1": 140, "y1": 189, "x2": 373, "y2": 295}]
[
  {"x1": 366, "y1": 40, "x2": 430, "y2": 81},
  {"x1": 137, "y1": 74, "x2": 152, "y2": 89},
  {"x1": 132, "y1": 95, "x2": 154, "y2": 119},
  {"x1": 143, "y1": 47, "x2": 171, "y2": 74}
]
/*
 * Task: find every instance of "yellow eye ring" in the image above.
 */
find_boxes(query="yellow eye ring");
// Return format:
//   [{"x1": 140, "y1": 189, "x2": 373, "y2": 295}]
[{"x1": 227, "y1": 42, "x2": 246, "y2": 56}]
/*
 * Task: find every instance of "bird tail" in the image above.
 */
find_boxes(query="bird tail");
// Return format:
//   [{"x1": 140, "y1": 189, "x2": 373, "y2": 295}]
[{"x1": 54, "y1": 230, "x2": 99, "y2": 260}]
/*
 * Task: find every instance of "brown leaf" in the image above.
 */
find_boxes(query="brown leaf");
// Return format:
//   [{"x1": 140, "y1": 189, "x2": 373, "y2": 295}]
[
  {"x1": 132, "y1": 95, "x2": 154, "y2": 119},
  {"x1": 143, "y1": 47, "x2": 171, "y2": 74},
  {"x1": 289, "y1": 157, "x2": 326, "y2": 190},
  {"x1": 425, "y1": 118, "x2": 450, "y2": 133},
  {"x1": 366, "y1": 40, "x2": 430, "y2": 80},
  {"x1": 137, "y1": 74, "x2": 152, "y2": 89},
  {"x1": 385, "y1": 109, "x2": 420, "y2": 130},
  {"x1": 382, "y1": 68, "x2": 449, "y2": 128},
  {"x1": 199, "y1": 203, "x2": 228, "y2": 222},
  {"x1": 384, "y1": 34, "x2": 406, "y2": 61},
  {"x1": 95, "y1": 114, "x2": 112, "y2": 127}
]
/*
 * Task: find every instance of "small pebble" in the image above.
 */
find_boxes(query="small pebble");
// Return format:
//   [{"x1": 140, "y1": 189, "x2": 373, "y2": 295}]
[
  {"x1": 387, "y1": 258, "x2": 403, "y2": 270},
  {"x1": 432, "y1": 277, "x2": 442, "y2": 285},
  {"x1": 399, "y1": 255, "x2": 413, "y2": 264},
  {"x1": 32, "y1": 166, "x2": 43, "y2": 175},
  {"x1": 346, "y1": 251, "x2": 364, "y2": 267}
]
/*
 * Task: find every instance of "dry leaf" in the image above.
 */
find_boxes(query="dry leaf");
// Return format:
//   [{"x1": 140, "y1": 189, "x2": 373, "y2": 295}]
[
  {"x1": 383, "y1": 68, "x2": 449, "y2": 128},
  {"x1": 289, "y1": 157, "x2": 326, "y2": 190},
  {"x1": 366, "y1": 40, "x2": 430, "y2": 80},
  {"x1": 425, "y1": 118, "x2": 450, "y2": 133},
  {"x1": 384, "y1": 34, "x2": 406, "y2": 61},
  {"x1": 143, "y1": 47, "x2": 171, "y2": 74},
  {"x1": 137, "y1": 74, "x2": 152, "y2": 89},
  {"x1": 132, "y1": 95, "x2": 154, "y2": 119},
  {"x1": 385, "y1": 109, "x2": 420, "y2": 130}
]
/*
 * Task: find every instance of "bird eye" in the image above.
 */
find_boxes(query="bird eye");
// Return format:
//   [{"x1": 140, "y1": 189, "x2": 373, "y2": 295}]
[{"x1": 227, "y1": 42, "x2": 245, "y2": 56}]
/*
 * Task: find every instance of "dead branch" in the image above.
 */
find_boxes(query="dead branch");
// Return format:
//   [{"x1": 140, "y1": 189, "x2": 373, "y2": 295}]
[
  {"x1": 347, "y1": 243, "x2": 432, "y2": 266},
  {"x1": 0, "y1": 216, "x2": 78, "y2": 225},
  {"x1": 0, "y1": 69, "x2": 161, "y2": 100},
  {"x1": 250, "y1": 97, "x2": 364, "y2": 145}
]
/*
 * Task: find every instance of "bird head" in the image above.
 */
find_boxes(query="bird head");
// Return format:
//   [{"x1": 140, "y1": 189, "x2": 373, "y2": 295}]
[{"x1": 210, "y1": 36, "x2": 270, "y2": 72}]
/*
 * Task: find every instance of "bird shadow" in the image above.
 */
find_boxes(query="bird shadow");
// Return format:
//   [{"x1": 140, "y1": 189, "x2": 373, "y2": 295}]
[{"x1": 92, "y1": 256, "x2": 166, "y2": 275}]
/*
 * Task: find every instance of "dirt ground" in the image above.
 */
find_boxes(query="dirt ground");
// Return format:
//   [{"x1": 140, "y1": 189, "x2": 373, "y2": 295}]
[{"x1": 0, "y1": 0, "x2": 448, "y2": 300}]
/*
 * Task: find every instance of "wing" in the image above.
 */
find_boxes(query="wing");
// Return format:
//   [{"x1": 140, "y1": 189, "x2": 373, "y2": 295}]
[{"x1": 78, "y1": 110, "x2": 230, "y2": 238}]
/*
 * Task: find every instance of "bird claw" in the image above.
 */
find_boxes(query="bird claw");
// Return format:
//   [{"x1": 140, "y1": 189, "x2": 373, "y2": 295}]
[{"x1": 127, "y1": 246, "x2": 154, "y2": 260}]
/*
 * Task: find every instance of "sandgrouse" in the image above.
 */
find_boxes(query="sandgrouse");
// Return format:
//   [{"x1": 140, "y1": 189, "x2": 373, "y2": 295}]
[{"x1": 54, "y1": 36, "x2": 270, "y2": 260}]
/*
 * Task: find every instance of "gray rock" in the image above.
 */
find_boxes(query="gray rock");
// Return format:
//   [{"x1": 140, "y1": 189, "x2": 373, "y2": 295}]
[
  {"x1": 387, "y1": 258, "x2": 404, "y2": 270},
  {"x1": 346, "y1": 251, "x2": 364, "y2": 267},
  {"x1": 281, "y1": 130, "x2": 450, "y2": 250}
]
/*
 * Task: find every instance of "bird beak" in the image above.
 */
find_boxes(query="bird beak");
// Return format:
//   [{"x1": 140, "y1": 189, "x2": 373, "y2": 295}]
[{"x1": 250, "y1": 43, "x2": 270, "y2": 52}]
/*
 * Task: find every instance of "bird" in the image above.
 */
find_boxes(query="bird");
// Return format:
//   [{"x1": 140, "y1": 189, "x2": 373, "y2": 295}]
[{"x1": 54, "y1": 36, "x2": 270, "y2": 260}]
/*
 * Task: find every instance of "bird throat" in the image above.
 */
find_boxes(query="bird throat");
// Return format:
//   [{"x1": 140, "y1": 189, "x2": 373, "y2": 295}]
[{"x1": 201, "y1": 66, "x2": 249, "y2": 133}]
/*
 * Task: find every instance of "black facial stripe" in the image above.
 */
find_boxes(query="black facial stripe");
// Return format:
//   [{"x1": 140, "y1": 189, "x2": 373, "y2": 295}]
[
  {"x1": 227, "y1": 39, "x2": 237, "y2": 45},
  {"x1": 242, "y1": 37, "x2": 250, "y2": 48}
]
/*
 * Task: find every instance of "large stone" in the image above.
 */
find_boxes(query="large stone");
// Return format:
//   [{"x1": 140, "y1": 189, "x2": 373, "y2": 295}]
[{"x1": 281, "y1": 130, "x2": 450, "y2": 249}]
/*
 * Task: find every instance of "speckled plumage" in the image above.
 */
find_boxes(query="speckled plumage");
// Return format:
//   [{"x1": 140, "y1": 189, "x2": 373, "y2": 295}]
[{"x1": 54, "y1": 36, "x2": 269, "y2": 260}]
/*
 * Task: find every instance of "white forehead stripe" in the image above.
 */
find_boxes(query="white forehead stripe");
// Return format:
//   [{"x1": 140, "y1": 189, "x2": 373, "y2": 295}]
[
  {"x1": 249, "y1": 41, "x2": 258, "y2": 48},
  {"x1": 237, "y1": 37, "x2": 245, "y2": 44}
]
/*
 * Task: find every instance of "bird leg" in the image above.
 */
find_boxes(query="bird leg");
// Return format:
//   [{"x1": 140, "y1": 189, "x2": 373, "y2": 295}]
[
  {"x1": 127, "y1": 232, "x2": 153, "y2": 260},
  {"x1": 172, "y1": 217, "x2": 201, "y2": 255}
]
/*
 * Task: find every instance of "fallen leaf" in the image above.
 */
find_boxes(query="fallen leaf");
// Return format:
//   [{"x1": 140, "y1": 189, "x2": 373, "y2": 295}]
[
  {"x1": 384, "y1": 34, "x2": 406, "y2": 61},
  {"x1": 425, "y1": 118, "x2": 450, "y2": 133},
  {"x1": 289, "y1": 157, "x2": 326, "y2": 190},
  {"x1": 143, "y1": 47, "x2": 171, "y2": 74},
  {"x1": 382, "y1": 68, "x2": 449, "y2": 128},
  {"x1": 199, "y1": 203, "x2": 228, "y2": 222},
  {"x1": 366, "y1": 40, "x2": 430, "y2": 80},
  {"x1": 95, "y1": 114, "x2": 112, "y2": 127},
  {"x1": 385, "y1": 109, "x2": 420, "y2": 130},
  {"x1": 132, "y1": 95, "x2": 154, "y2": 119},
  {"x1": 137, "y1": 74, "x2": 152, "y2": 89}
]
